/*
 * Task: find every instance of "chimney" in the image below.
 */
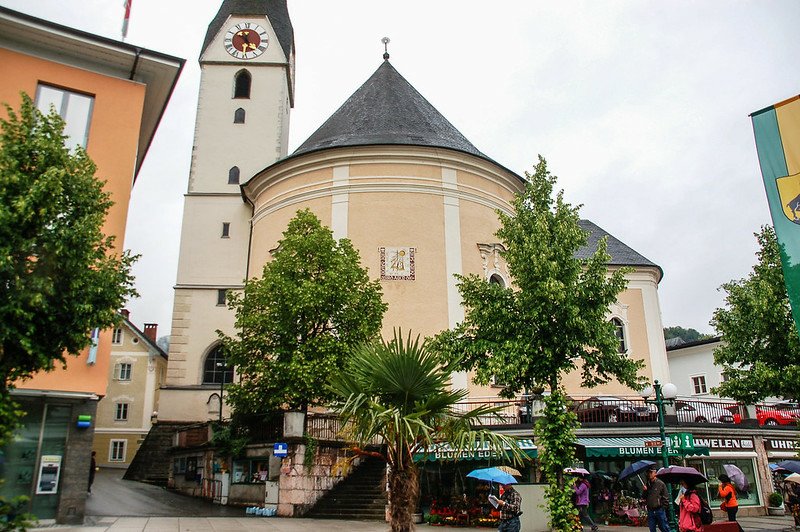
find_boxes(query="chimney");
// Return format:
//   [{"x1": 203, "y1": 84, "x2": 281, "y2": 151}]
[
  {"x1": 120, "y1": 308, "x2": 130, "y2": 319},
  {"x1": 143, "y1": 323, "x2": 158, "y2": 344}
]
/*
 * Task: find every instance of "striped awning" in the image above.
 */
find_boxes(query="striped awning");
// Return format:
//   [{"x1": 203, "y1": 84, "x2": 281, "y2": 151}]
[
  {"x1": 578, "y1": 436, "x2": 710, "y2": 458},
  {"x1": 413, "y1": 439, "x2": 537, "y2": 462}
]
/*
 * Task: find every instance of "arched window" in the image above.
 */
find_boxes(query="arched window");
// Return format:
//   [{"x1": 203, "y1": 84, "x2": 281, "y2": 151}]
[
  {"x1": 489, "y1": 274, "x2": 506, "y2": 287},
  {"x1": 611, "y1": 318, "x2": 626, "y2": 353},
  {"x1": 203, "y1": 345, "x2": 234, "y2": 384},
  {"x1": 234, "y1": 108, "x2": 245, "y2": 123},
  {"x1": 228, "y1": 166, "x2": 240, "y2": 184},
  {"x1": 233, "y1": 70, "x2": 251, "y2": 99}
]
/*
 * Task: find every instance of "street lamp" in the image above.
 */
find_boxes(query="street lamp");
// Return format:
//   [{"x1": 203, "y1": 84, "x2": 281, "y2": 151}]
[
  {"x1": 640, "y1": 380, "x2": 679, "y2": 529},
  {"x1": 216, "y1": 361, "x2": 226, "y2": 423}
]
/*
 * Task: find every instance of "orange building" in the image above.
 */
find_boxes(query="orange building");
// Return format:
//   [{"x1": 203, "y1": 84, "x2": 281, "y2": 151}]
[{"x1": 0, "y1": 7, "x2": 183, "y2": 523}]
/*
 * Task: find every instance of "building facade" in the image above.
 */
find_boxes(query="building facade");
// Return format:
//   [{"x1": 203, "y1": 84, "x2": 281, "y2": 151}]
[{"x1": 0, "y1": 7, "x2": 183, "y2": 523}]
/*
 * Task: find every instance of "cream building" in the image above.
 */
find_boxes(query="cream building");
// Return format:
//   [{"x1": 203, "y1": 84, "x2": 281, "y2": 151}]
[
  {"x1": 159, "y1": 0, "x2": 669, "y2": 423},
  {"x1": 94, "y1": 313, "x2": 167, "y2": 468}
]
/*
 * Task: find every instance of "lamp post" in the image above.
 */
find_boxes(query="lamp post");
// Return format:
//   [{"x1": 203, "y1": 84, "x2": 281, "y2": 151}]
[
  {"x1": 216, "y1": 361, "x2": 226, "y2": 423},
  {"x1": 640, "y1": 380, "x2": 679, "y2": 530}
]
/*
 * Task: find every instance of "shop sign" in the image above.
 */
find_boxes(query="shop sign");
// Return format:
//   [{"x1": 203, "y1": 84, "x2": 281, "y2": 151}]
[
  {"x1": 645, "y1": 440, "x2": 663, "y2": 448},
  {"x1": 765, "y1": 439, "x2": 798, "y2": 451},
  {"x1": 667, "y1": 432, "x2": 695, "y2": 451},
  {"x1": 693, "y1": 437, "x2": 754, "y2": 450}
]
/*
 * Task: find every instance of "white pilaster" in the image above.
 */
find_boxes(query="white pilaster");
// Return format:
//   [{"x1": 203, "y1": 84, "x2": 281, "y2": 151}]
[
  {"x1": 443, "y1": 167, "x2": 467, "y2": 389},
  {"x1": 331, "y1": 165, "x2": 349, "y2": 240}
]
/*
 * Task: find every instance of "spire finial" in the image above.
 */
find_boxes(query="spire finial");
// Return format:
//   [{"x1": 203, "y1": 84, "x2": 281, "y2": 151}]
[{"x1": 381, "y1": 37, "x2": 390, "y2": 61}]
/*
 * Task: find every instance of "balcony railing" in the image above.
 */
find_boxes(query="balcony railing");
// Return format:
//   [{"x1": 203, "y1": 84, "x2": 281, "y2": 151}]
[
  {"x1": 673, "y1": 398, "x2": 741, "y2": 425},
  {"x1": 570, "y1": 396, "x2": 658, "y2": 424},
  {"x1": 452, "y1": 397, "x2": 531, "y2": 426}
]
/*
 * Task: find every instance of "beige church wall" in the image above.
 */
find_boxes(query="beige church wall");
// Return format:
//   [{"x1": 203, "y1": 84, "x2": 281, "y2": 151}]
[
  {"x1": 248, "y1": 197, "x2": 332, "y2": 278},
  {"x1": 348, "y1": 160, "x2": 442, "y2": 180},
  {"x1": 157, "y1": 387, "x2": 232, "y2": 423},
  {"x1": 456, "y1": 168, "x2": 521, "y2": 207},
  {"x1": 250, "y1": 167, "x2": 334, "y2": 213},
  {"x1": 176, "y1": 197, "x2": 251, "y2": 285},
  {"x1": 347, "y1": 189, "x2": 449, "y2": 338}
]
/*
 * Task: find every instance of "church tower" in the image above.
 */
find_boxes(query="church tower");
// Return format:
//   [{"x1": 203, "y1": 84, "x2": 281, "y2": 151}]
[{"x1": 159, "y1": 0, "x2": 294, "y2": 421}]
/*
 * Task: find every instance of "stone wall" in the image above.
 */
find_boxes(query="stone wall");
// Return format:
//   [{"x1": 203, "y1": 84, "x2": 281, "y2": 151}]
[
  {"x1": 276, "y1": 440, "x2": 357, "y2": 517},
  {"x1": 56, "y1": 400, "x2": 98, "y2": 524}
]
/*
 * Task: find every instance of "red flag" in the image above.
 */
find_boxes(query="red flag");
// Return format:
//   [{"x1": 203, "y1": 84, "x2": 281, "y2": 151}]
[{"x1": 122, "y1": 0, "x2": 132, "y2": 39}]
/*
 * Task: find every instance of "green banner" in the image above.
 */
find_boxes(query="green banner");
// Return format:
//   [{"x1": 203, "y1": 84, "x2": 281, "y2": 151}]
[{"x1": 752, "y1": 95, "x2": 800, "y2": 335}]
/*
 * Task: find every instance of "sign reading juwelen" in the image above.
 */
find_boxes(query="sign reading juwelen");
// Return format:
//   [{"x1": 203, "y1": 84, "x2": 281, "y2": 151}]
[{"x1": 752, "y1": 95, "x2": 800, "y2": 335}]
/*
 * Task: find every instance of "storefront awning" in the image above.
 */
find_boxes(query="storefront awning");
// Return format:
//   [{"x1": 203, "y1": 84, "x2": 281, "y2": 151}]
[
  {"x1": 413, "y1": 439, "x2": 537, "y2": 462},
  {"x1": 578, "y1": 436, "x2": 710, "y2": 458}
]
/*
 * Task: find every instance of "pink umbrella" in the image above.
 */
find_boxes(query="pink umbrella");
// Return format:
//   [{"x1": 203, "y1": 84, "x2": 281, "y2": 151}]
[{"x1": 565, "y1": 467, "x2": 591, "y2": 476}]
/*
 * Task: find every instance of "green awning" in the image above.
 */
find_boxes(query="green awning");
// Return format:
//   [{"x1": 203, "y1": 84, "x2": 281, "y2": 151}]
[
  {"x1": 413, "y1": 438, "x2": 537, "y2": 462},
  {"x1": 578, "y1": 436, "x2": 710, "y2": 458}
]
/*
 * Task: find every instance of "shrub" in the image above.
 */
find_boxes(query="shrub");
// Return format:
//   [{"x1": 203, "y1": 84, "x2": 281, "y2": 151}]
[{"x1": 768, "y1": 491, "x2": 784, "y2": 507}]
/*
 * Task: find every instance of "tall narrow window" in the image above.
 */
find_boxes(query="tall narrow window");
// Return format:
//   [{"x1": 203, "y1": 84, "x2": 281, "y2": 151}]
[
  {"x1": 221, "y1": 222, "x2": 231, "y2": 238},
  {"x1": 110, "y1": 440, "x2": 127, "y2": 462},
  {"x1": 228, "y1": 166, "x2": 240, "y2": 185},
  {"x1": 217, "y1": 289, "x2": 227, "y2": 306},
  {"x1": 111, "y1": 327, "x2": 123, "y2": 345},
  {"x1": 233, "y1": 70, "x2": 251, "y2": 98},
  {"x1": 114, "y1": 403, "x2": 129, "y2": 421},
  {"x1": 35, "y1": 84, "x2": 94, "y2": 149},
  {"x1": 234, "y1": 108, "x2": 246, "y2": 123},
  {"x1": 203, "y1": 346, "x2": 234, "y2": 384},
  {"x1": 611, "y1": 318, "x2": 626, "y2": 353}
]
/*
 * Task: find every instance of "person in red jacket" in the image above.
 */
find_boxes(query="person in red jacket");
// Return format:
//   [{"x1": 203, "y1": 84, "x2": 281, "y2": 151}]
[{"x1": 677, "y1": 480, "x2": 703, "y2": 532}]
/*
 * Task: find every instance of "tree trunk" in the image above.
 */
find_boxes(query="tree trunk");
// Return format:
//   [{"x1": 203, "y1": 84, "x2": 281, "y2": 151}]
[{"x1": 388, "y1": 462, "x2": 419, "y2": 532}]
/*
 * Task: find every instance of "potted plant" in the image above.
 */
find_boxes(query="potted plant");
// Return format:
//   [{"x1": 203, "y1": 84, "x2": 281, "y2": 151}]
[{"x1": 768, "y1": 491, "x2": 785, "y2": 516}]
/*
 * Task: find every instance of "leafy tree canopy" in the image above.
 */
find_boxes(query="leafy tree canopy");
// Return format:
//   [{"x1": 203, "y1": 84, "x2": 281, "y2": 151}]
[
  {"x1": 663, "y1": 326, "x2": 710, "y2": 343},
  {"x1": 0, "y1": 94, "x2": 137, "y2": 443},
  {"x1": 711, "y1": 225, "x2": 800, "y2": 402},
  {"x1": 221, "y1": 209, "x2": 387, "y2": 415}
]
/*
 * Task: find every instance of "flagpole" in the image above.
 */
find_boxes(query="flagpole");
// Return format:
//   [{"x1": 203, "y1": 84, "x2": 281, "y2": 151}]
[{"x1": 122, "y1": 0, "x2": 132, "y2": 41}]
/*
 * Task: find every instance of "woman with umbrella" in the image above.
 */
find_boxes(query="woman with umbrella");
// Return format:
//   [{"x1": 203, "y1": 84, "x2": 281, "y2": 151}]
[
  {"x1": 568, "y1": 468, "x2": 599, "y2": 532},
  {"x1": 717, "y1": 474, "x2": 738, "y2": 522},
  {"x1": 656, "y1": 466, "x2": 707, "y2": 532}
]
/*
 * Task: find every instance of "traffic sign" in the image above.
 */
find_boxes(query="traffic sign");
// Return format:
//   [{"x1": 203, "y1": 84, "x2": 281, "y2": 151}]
[{"x1": 274, "y1": 442, "x2": 288, "y2": 457}]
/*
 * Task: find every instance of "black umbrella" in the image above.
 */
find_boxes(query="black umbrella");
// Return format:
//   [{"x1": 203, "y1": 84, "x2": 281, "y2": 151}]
[
  {"x1": 656, "y1": 465, "x2": 707, "y2": 486},
  {"x1": 619, "y1": 460, "x2": 656, "y2": 483},
  {"x1": 778, "y1": 460, "x2": 800, "y2": 474}
]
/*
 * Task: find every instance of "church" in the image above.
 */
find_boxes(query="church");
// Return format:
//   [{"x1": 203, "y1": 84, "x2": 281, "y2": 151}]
[{"x1": 157, "y1": 0, "x2": 668, "y2": 424}]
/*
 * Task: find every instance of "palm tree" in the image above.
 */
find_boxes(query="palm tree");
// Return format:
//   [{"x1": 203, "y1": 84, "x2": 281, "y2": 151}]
[{"x1": 329, "y1": 329, "x2": 528, "y2": 532}]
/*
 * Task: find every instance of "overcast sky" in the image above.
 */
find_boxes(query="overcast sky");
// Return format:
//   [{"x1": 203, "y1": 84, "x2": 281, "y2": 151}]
[{"x1": 3, "y1": 1, "x2": 800, "y2": 337}]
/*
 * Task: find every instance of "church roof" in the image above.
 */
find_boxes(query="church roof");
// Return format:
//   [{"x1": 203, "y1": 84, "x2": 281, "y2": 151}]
[
  {"x1": 202, "y1": 0, "x2": 293, "y2": 61},
  {"x1": 578, "y1": 220, "x2": 662, "y2": 279},
  {"x1": 293, "y1": 60, "x2": 488, "y2": 160}
]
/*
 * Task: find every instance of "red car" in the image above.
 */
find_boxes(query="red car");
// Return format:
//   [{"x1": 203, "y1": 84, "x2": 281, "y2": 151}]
[{"x1": 756, "y1": 402, "x2": 800, "y2": 426}]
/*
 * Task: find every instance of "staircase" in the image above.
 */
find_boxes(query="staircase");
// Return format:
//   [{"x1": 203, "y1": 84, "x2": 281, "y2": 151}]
[
  {"x1": 305, "y1": 457, "x2": 387, "y2": 520},
  {"x1": 124, "y1": 421, "x2": 191, "y2": 485}
]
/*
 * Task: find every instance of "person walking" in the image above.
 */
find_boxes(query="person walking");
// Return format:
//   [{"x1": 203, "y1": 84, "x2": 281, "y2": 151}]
[
  {"x1": 676, "y1": 480, "x2": 703, "y2": 532},
  {"x1": 88, "y1": 451, "x2": 97, "y2": 493},
  {"x1": 574, "y1": 475, "x2": 599, "y2": 531},
  {"x1": 643, "y1": 465, "x2": 672, "y2": 532},
  {"x1": 494, "y1": 482, "x2": 522, "y2": 532},
  {"x1": 786, "y1": 481, "x2": 800, "y2": 529},
  {"x1": 717, "y1": 474, "x2": 738, "y2": 522}
]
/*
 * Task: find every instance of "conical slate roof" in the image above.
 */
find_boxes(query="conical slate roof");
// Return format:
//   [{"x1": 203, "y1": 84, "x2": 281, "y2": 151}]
[
  {"x1": 577, "y1": 219, "x2": 662, "y2": 279},
  {"x1": 202, "y1": 0, "x2": 293, "y2": 61},
  {"x1": 293, "y1": 60, "x2": 486, "y2": 158}
]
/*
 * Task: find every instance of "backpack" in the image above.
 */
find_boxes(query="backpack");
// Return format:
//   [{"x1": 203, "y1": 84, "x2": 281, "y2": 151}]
[{"x1": 698, "y1": 494, "x2": 713, "y2": 525}]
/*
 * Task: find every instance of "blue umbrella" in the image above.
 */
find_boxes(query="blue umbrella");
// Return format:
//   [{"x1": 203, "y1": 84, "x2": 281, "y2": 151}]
[
  {"x1": 778, "y1": 460, "x2": 800, "y2": 474},
  {"x1": 467, "y1": 467, "x2": 518, "y2": 485},
  {"x1": 619, "y1": 460, "x2": 656, "y2": 482}
]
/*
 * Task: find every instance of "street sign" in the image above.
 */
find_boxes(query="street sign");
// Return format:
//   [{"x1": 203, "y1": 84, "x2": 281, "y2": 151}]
[
  {"x1": 667, "y1": 432, "x2": 695, "y2": 451},
  {"x1": 274, "y1": 442, "x2": 288, "y2": 457},
  {"x1": 645, "y1": 440, "x2": 663, "y2": 448}
]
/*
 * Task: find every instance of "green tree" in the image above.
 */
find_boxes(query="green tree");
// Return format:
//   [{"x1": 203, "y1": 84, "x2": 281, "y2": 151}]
[
  {"x1": 711, "y1": 225, "x2": 800, "y2": 402},
  {"x1": 431, "y1": 156, "x2": 645, "y2": 531},
  {"x1": 663, "y1": 326, "x2": 709, "y2": 343},
  {"x1": 221, "y1": 209, "x2": 387, "y2": 416},
  {"x1": 0, "y1": 94, "x2": 137, "y2": 443},
  {"x1": 329, "y1": 330, "x2": 527, "y2": 532}
]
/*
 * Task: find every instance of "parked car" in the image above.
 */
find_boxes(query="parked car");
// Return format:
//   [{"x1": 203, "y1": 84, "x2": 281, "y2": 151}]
[
  {"x1": 574, "y1": 396, "x2": 657, "y2": 423},
  {"x1": 756, "y1": 402, "x2": 800, "y2": 426},
  {"x1": 675, "y1": 400, "x2": 736, "y2": 424}
]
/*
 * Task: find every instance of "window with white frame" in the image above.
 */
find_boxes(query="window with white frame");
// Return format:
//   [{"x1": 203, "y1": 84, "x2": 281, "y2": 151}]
[
  {"x1": 611, "y1": 318, "x2": 626, "y2": 353},
  {"x1": 114, "y1": 362, "x2": 132, "y2": 381},
  {"x1": 110, "y1": 440, "x2": 126, "y2": 462},
  {"x1": 112, "y1": 327, "x2": 123, "y2": 345},
  {"x1": 35, "y1": 84, "x2": 94, "y2": 149},
  {"x1": 691, "y1": 375, "x2": 708, "y2": 395},
  {"x1": 114, "y1": 402, "x2": 129, "y2": 421}
]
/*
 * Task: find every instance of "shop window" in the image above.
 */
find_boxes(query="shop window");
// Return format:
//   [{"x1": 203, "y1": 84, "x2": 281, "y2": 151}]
[
  {"x1": 691, "y1": 375, "x2": 708, "y2": 395},
  {"x1": 686, "y1": 458, "x2": 761, "y2": 507},
  {"x1": 114, "y1": 402, "x2": 129, "y2": 421},
  {"x1": 112, "y1": 327, "x2": 123, "y2": 345},
  {"x1": 234, "y1": 107, "x2": 246, "y2": 123},
  {"x1": 114, "y1": 362, "x2": 132, "y2": 381},
  {"x1": 228, "y1": 166, "x2": 240, "y2": 184},
  {"x1": 35, "y1": 84, "x2": 94, "y2": 149},
  {"x1": 109, "y1": 440, "x2": 126, "y2": 462},
  {"x1": 232, "y1": 458, "x2": 276, "y2": 483},
  {"x1": 611, "y1": 318, "x2": 626, "y2": 353},
  {"x1": 233, "y1": 70, "x2": 251, "y2": 98},
  {"x1": 202, "y1": 345, "x2": 233, "y2": 384}
]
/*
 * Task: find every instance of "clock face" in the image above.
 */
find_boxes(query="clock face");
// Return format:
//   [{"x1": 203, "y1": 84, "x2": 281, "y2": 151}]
[{"x1": 224, "y1": 22, "x2": 269, "y2": 60}]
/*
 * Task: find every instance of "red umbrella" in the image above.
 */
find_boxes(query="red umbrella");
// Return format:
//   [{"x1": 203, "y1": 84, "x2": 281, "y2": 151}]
[{"x1": 656, "y1": 465, "x2": 707, "y2": 486}]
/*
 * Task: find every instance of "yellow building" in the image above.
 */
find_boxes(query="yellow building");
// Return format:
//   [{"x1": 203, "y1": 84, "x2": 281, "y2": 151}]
[
  {"x1": 0, "y1": 6, "x2": 183, "y2": 523},
  {"x1": 93, "y1": 312, "x2": 167, "y2": 469}
]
